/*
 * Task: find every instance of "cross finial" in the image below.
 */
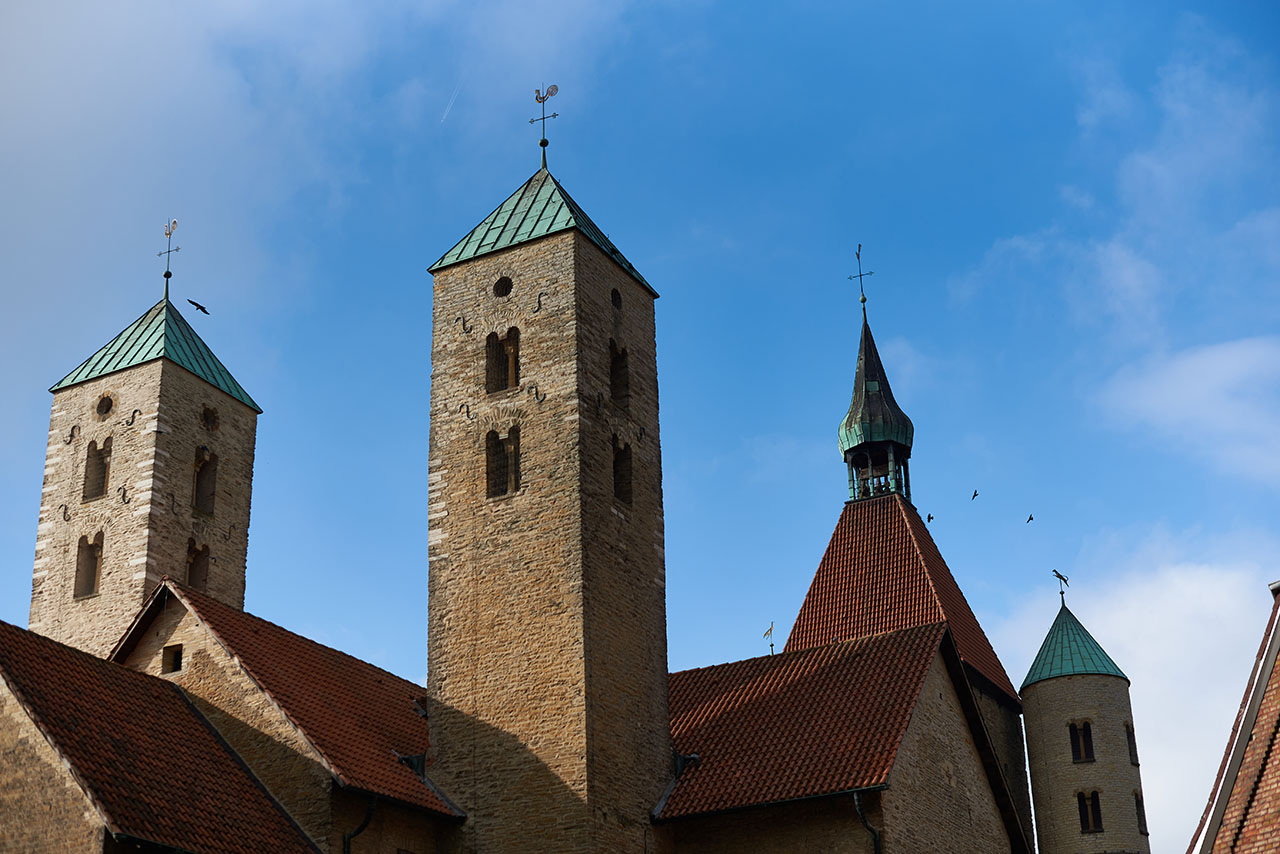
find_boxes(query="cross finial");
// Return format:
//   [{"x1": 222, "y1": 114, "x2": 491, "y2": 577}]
[
  {"x1": 157, "y1": 219, "x2": 180, "y2": 300},
  {"x1": 529, "y1": 85, "x2": 559, "y2": 168},
  {"x1": 848, "y1": 243, "x2": 874, "y2": 320}
]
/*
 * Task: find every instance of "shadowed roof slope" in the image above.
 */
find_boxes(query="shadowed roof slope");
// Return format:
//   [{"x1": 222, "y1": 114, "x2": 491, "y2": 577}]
[
  {"x1": 658, "y1": 622, "x2": 946, "y2": 819},
  {"x1": 0, "y1": 619, "x2": 318, "y2": 854},
  {"x1": 1021, "y1": 603, "x2": 1126, "y2": 690},
  {"x1": 428, "y1": 166, "x2": 657, "y2": 296},
  {"x1": 51, "y1": 297, "x2": 261, "y2": 412},
  {"x1": 113, "y1": 581, "x2": 460, "y2": 819},
  {"x1": 785, "y1": 493, "x2": 1019, "y2": 703}
]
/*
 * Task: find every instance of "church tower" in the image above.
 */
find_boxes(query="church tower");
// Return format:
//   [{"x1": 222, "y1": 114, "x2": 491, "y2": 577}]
[
  {"x1": 425, "y1": 162, "x2": 670, "y2": 853},
  {"x1": 29, "y1": 291, "x2": 260, "y2": 657},
  {"x1": 1022, "y1": 600, "x2": 1150, "y2": 853}
]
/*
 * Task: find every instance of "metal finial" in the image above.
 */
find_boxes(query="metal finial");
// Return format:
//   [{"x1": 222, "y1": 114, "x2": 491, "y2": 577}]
[
  {"x1": 848, "y1": 243, "x2": 874, "y2": 320},
  {"x1": 157, "y1": 219, "x2": 180, "y2": 300},
  {"x1": 1052, "y1": 569, "x2": 1070, "y2": 602},
  {"x1": 529, "y1": 85, "x2": 559, "y2": 168}
]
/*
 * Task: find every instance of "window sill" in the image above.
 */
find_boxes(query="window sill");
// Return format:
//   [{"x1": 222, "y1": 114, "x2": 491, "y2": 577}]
[
  {"x1": 74, "y1": 592, "x2": 101, "y2": 602},
  {"x1": 81, "y1": 494, "x2": 108, "y2": 505},
  {"x1": 1079, "y1": 829, "x2": 1104, "y2": 835},
  {"x1": 486, "y1": 386, "x2": 521, "y2": 398},
  {"x1": 486, "y1": 489, "x2": 525, "y2": 503},
  {"x1": 1072, "y1": 758, "x2": 1096, "y2": 764}
]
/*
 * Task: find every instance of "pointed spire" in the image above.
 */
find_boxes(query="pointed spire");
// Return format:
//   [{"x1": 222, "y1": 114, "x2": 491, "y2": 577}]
[
  {"x1": 1022, "y1": 603, "x2": 1127, "y2": 690},
  {"x1": 838, "y1": 314, "x2": 914, "y2": 500}
]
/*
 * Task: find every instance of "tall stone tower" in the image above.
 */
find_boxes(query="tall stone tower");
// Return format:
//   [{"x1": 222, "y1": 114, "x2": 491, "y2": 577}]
[
  {"x1": 425, "y1": 163, "x2": 670, "y2": 853},
  {"x1": 1022, "y1": 599, "x2": 1150, "y2": 853},
  {"x1": 29, "y1": 294, "x2": 260, "y2": 657}
]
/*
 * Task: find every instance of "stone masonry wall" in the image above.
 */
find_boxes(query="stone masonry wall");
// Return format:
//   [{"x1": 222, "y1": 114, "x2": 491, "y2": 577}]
[
  {"x1": 118, "y1": 594, "x2": 332, "y2": 850},
  {"x1": 974, "y1": 681, "x2": 1035, "y2": 849},
  {"x1": 0, "y1": 678, "x2": 106, "y2": 853},
  {"x1": 882, "y1": 651, "x2": 1013, "y2": 853},
  {"x1": 331, "y1": 790, "x2": 451, "y2": 854},
  {"x1": 1023, "y1": 674, "x2": 1150, "y2": 854},
  {"x1": 28, "y1": 359, "x2": 256, "y2": 658},
  {"x1": 661, "y1": 792, "x2": 880, "y2": 853}
]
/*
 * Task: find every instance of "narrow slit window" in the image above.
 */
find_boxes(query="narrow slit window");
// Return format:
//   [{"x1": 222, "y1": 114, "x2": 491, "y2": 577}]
[
  {"x1": 74, "y1": 532, "x2": 103, "y2": 598},
  {"x1": 609, "y1": 340, "x2": 630, "y2": 411},
  {"x1": 162, "y1": 644, "x2": 184, "y2": 674},
  {"x1": 1077, "y1": 791, "x2": 1103, "y2": 832},
  {"x1": 1126, "y1": 723, "x2": 1140, "y2": 766},
  {"x1": 486, "y1": 427, "x2": 521, "y2": 498},
  {"x1": 193, "y1": 447, "x2": 218, "y2": 516},
  {"x1": 83, "y1": 437, "x2": 112, "y2": 501},
  {"x1": 186, "y1": 539, "x2": 211, "y2": 591},
  {"x1": 1134, "y1": 791, "x2": 1147, "y2": 835},
  {"x1": 613, "y1": 435, "x2": 632, "y2": 504},
  {"x1": 1070, "y1": 721, "x2": 1095, "y2": 762},
  {"x1": 486, "y1": 328, "x2": 520, "y2": 393}
]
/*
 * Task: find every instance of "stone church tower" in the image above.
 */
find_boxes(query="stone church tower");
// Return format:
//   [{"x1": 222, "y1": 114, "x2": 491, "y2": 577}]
[
  {"x1": 1022, "y1": 599, "x2": 1150, "y2": 853},
  {"x1": 28, "y1": 291, "x2": 260, "y2": 657},
  {"x1": 425, "y1": 163, "x2": 671, "y2": 853}
]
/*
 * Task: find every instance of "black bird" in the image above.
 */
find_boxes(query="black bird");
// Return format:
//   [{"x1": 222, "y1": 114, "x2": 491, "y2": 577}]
[
  {"x1": 1026, "y1": 513, "x2": 1034, "y2": 524},
  {"x1": 187, "y1": 299, "x2": 210, "y2": 315},
  {"x1": 927, "y1": 514, "x2": 934, "y2": 523},
  {"x1": 1052, "y1": 569, "x2": 1070, "y2": 587},
  {"x1": 971, "y1": 489, "x2": 979, "y2": 500}
]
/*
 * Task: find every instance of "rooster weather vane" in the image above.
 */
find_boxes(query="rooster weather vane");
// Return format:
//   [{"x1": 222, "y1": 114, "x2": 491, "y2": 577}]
[
  {"x1": 529, "y1": 85, "x2": 559, "y2": 167},
  {"x1": 157, "y1": 219, "x2": 180, "y2": 299}
]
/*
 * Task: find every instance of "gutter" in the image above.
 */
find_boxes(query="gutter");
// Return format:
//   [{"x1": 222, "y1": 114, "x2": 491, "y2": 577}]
[
  {"x1": 342, "y1": 795, "x2": 377, "y2": 854},
  {"x1": 853, "y1": 789, "x2": 881, "y2": 854}
]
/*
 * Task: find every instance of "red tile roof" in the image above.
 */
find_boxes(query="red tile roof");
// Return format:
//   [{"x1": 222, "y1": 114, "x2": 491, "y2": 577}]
[
  {"x1": 785, "y1": 493, "x2": 1019, "y2": 703},
  {"x1": 0, "y1": 619, "x2": 318, "y2": 854},
  {"x1": 114, "y1": 581, "x2": 460, "y2": 819},
  {"x1": 658, "y1": 622, "x2": 947, "y2": 819}
]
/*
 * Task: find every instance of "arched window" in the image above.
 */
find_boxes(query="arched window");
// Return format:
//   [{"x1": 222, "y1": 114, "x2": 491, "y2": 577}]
[
  {"x1": 1126, "y1": 722, "x2": 1140, "y2": 766},
  {"x1": 186, "y1": 539, "x2": 211, "y2": 591},
  {"x1": 609, "y1": 340, "x2": 630, "y2": 411},
  {"x1": 1134, "y1": 791, "x2": 1147, "y2": 835},
  {"x1": 486, "y1": 427, "x2": 521, "y2": 498},
  {"x1": 1077, "y1": 790, "x2": 1103, "y2": 832},
  {"x1": 1070, "y1": 721, "x2": 1095, "y2": 762},
  {"x1": 193, "y1": 447, "x2": 218, "y2": 516},
  {"x1": 83, "y1": 437, "x2": 112, "y2": 501},
  {"x1": 486, "y1": 328, "x2": 520, "y2": 393},
  {"x1": 613, "y1": 435, "x2": 632, "y2": 504},
  {"x1": 74, "y1": 532, "x2": 103, "y2": 598}
]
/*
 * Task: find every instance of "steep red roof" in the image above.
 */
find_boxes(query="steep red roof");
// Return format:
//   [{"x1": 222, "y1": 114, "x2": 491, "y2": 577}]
[
  {"x1": 1188, "y1": 583, "x2": 1280, "y2": 854},
  {"x1": 658, "y1": 622, "x2": 947, "y2": 819},
  {"x1": 0, "y1": 619, "x2": 318, "y2": 854},
  {"x1": 785, "y1": 493, "x2": 1019, "y2": 702},
  {"x1": 115, "y1": 581, "x2": 460, "y2": 819}
]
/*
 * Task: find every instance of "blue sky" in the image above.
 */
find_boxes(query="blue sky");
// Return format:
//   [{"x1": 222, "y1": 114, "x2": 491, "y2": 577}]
[{"x1": 3, "y1": 2, "x2": 1278, "y2": 848}]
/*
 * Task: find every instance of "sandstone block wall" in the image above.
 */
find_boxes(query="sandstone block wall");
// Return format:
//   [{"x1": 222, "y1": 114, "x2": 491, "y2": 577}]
[
  {"x1": 0, "y1": 679, "x2": 106, "y2": 853},
  {"x1": 1023, "y1": 674, "x2": 1149, "y2": 854},
  {"x1": 973, "y1": 681, "x2": 1035, "y2": 848},
  {"x1": 331, "y1": 791, "x2": 451, "y2": 854},
  {"x1": 883, "y1": 652, "x2": 1013, "y2": 853},
  {"x1": 118, "y1": 594, "x2": 332, "y2": 849},
  {"x1": 660, "y1": 792, "x2": 879, "y2": 853},
  {"x1": 29, "y1": 360, "x2": 256, "y2": 657}
]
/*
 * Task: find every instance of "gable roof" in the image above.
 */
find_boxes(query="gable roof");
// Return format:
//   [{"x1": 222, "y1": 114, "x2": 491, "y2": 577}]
[
  {"x1": 658, "y1": 622, "x2": 946, "y2": 820},
  {"x1": 0, "y1": 619, "x2": 318, "y2": 854},
  {"x1": 785, "y1": 493, "x2": 1020, "y2": 704},
  {"x1": 428, "y1": 167, "x2": 658, "y2": 297},
  {"x1": 1021, "y1": 603, "x2": 1126, "y2": 690},
  {"x1": 51, "y1": 297, "x2": 262, "y2": 413},
  {"x1": 113, "y1": 581, "x2": 461, "y2": 820},
  {"x1": 1188, "y1": 581, "x2": 1280, "y2": 854}
]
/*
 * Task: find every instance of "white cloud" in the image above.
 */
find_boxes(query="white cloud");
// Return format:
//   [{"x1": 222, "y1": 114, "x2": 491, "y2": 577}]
[
  {"x1": 990, "y1": 523, "x2": 1280, "y2": 854},
  {"x1": 1074, "y1": 58, "x2": 1136, "y2": 133},
  {"x1": 1102, "y1": 337, "x2": 1280, "y2": 486}
]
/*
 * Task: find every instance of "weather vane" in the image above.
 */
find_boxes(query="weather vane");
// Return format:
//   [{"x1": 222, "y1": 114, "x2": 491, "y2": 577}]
[
  {"x1": 529, "y1": 85, "x2": 559, "y2": 167},
  {"x1": 157, "y1": 219, "x2": 180, "y2": 299},
  {"x1": 848, "y1": 243, "x2": 874, "y2": 317},
  {"x1": 1052, "y1": 570, "x2": 1070, "y2": 603}
]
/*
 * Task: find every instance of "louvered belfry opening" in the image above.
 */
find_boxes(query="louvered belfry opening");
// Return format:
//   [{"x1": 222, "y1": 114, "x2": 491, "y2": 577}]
[
  {"x1": 486, "y1": 328, "x2": 520, "y2": 393},
  {"x1": 74, "y1": 532, "x2": 103, "y2": 598},
  {"x1": 83, "y1": 437, "x2": 112, "y2": 501},
  {"x1": 486, "y1": 427, "x2": 521, "y2": 498}
]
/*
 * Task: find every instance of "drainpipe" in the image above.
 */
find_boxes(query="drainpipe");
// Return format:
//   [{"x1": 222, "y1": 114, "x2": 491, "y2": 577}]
[
  {"x1": 853, "y1": 790, "x2": 881, "y2": 854},
  {"x1": 342, "y1": 795, "x2": 377, "y2": 854}
]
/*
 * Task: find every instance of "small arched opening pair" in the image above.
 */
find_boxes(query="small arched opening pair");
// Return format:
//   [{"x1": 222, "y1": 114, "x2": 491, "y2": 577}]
[{"x1": 486, "y1": 328, "x2": 520, "y2": 394}]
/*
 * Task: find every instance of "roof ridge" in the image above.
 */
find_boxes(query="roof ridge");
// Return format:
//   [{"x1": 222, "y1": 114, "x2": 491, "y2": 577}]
[{"x1": 893, "y1": 494, "x2": 945, "y2": 619}]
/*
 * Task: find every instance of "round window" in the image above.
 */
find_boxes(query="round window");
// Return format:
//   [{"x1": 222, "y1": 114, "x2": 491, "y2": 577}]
[
  {"x1": 493, "y1": 276, "x2": 513, "y2": 298},
  {"x1": 96, "y1": 396, "x2": 114, "y2": 417},
  {"x1": 202, "y1": 407, "x2": 220, "y2": 431}
]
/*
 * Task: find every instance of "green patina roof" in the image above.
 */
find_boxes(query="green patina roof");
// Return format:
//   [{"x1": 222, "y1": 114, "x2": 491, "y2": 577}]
[
  {"x1": 51, "y1": 298, "x2": 262, "y2": 413},
  {"x1": 1021, "y1": 603, "x2": 1127, "y2": 690},
  {"x1": 838, "y1": 315, "x2": 914, "y2": 456},
  {"x1": 428, "y1": 167, "x2": 658, "y2": 297}
]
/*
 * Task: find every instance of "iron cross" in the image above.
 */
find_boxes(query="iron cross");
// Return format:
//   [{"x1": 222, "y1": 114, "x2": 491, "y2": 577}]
[
  {"x1": 848, "y1": 243, "x2": 874, "y2": 302},
  {"x1": 529, "y1": 85, "x2": 559, "y2": 165},
  {"x1": 157, "y1": 219, "x2": 180, "y2": 298}
]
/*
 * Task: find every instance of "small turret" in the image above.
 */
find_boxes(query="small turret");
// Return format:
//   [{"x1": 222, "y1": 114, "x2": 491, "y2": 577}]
[
  {"x1": 838, "y1": 310, "x2": 914, "y2": 501},
  {"x1": 1022, "y1": 601, "x2": 1150, "y2": 853}
]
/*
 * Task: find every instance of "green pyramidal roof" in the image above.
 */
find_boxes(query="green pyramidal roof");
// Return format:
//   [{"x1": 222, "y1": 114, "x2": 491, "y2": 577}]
[
  {"x1": 51, "y1": 298, "x2": 262, "y2": 413},
  {"x1": 429, "y1": 167, "x2": 658, "y2": 297},
  {"x1": 1021, "y1": 603, "x2": 1126, "y2": 690}
]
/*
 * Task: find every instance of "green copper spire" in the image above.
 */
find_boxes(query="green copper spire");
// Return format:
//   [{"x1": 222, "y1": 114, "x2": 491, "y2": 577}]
[
  {"x1": 1021, "y1": 603, "x2": 1127, "y2": 691},
  {"x1": 838, "y1": 314, "x2": 914, "y2": 500},
  {"x1": 51, "y1": 298, "x2": 261, "y2": 413},
  {"x1": 428, "y1": 167, "x2": 657, "y2": 297}
]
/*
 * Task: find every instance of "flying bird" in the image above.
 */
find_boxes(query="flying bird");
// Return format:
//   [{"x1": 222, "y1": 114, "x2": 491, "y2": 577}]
[
  {"x1": 1052, "y1": 570, "x2": 1070, "y2": 587},
  {"x1": 187, "y1": 299, "x2": 209, "y2": 315},
  {"x1": 971, "y1": 489, "x2": 979, "y2": 500},
  {"x1": 927, "y1": 514, "x2": 934, "y2": 523},
  {"x1": 1026, "y1": 514, "x2": 1034, "y2": 524}
]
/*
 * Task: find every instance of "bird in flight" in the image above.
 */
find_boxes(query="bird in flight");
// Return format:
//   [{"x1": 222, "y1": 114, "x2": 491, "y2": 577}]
[
  {"x1": 1026, "y1": 513, "x2": 1034, "y2": 524},
  {"x1": 187, "y1": 299, "x2": 210, "y2": 315},
  {"x1": 927, "y1": 513, "x2": 934, "y2": 523},
  {"x1": 971, "y1": 489, "x2": 979, "y2": 500}
]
